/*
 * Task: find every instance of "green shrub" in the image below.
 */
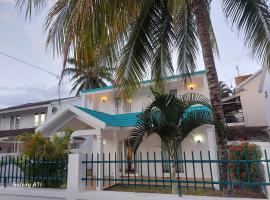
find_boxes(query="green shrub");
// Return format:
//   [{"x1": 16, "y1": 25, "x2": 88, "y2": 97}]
[{"x1": 228, "y1": 142, "x2": 262, "y2": 191}]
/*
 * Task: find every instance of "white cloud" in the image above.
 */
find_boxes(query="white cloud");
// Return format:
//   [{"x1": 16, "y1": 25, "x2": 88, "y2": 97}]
[
  {"x1": 23, "y1": 24, "x2": 46, "y2": 52},
  {"x1": 1, "y1": 0, "x2": 15, "y2": 4},
  {"x1": 0, "y1": 83, "x2": 72, "y2": 108},
  {"x1": 0, "y1": 8, "x2": 16, "y2": 22}
]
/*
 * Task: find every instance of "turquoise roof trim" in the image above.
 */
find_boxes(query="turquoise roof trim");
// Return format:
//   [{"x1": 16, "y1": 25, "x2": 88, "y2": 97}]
[
  {"x1": 75, "y1": 105, "x2": 210, "y2": 127},
  {"x1": 75, "y1": 106, "x2": 142, "y2": 127},
  {"x1": 185, "y1": 106, "x2": 211, "y2": 112},
  {"x1": 81, "y1": 70, "x2": 206, "y2": 94}
]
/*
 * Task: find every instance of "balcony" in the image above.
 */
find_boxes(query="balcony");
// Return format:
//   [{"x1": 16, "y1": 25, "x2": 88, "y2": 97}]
[
  {"x1": 224, "y1": 110, "x2": 245, "y2": 126},
  {"x1": 222, "y1": 94, "x2": 244, "y2": 127}
]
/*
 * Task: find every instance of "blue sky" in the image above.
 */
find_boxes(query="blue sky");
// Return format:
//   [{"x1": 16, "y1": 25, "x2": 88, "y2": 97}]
[{"x1": 0, "y1": 0, "x2": 262, "y2": 108}]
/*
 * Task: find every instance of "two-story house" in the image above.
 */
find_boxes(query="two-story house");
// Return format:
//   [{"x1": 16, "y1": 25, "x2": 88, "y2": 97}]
[
  {"x1": 0, "y1": 97, "x2": 81, "y2": 155},
  {"x1": 36, "y1": 70, "x2": 219, "y2": 179}
]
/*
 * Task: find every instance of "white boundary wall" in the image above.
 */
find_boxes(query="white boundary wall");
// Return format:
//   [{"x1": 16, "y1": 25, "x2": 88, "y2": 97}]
[{"x1": 0, "y1": 187, "x2": 265, "y2": 200}]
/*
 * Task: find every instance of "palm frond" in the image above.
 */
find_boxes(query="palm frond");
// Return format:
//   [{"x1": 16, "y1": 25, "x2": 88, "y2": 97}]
[
  {"x1": 179, "y1": 110, "x2": 214, "y2": 138},
  {"x1": 16, "y1": 0, "x2": 48, "y2": 20},
  {"x1": 150, "y1": 1, "x2": 175, "y2": 93},
  {"x1": 175, "y1": 1, "x2": 199, "y2": 76},
  {"x1": 178, "y1": 93, "x2": 212, "y2": 109},
  {"x1": 223, "y1": 0, "x2": 270, "y2": 67},
  {"x1": 129, "y1": 92, "x2": 212, "y2": 151},
  {"x1": 218, "y1": 81, "x2": 233, "y2": 98},
  {"x1": 115, "y1": 2, "x2": 155, "y2": 98},
  {"x1": 128, "y1": 114, "x2": 153, "y2": 151}
]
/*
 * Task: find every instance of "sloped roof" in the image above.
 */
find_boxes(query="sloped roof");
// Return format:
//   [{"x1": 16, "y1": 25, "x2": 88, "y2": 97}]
[
  {"x1": 0, "y1": 128, "x2": 35, "y2": 138},
  {"x1": 76, "y1": 105, "x2": 210, "y2": 127},
  {"x1": 0, "y1": 97, "x2": 79, "y2": 112},
  {"x1": 75, "y1": 106, "x2": 142, "y2": 127}
]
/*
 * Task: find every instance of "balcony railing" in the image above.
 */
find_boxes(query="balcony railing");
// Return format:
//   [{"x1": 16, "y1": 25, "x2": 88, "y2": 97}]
[{"x1": 224, "y1": 111, "x2": 244, "y2": 125}]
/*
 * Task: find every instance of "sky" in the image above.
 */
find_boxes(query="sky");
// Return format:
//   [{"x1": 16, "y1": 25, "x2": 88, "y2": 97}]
[{"x1": 0, "y1": 0, "x2": 262, "y2": 108}]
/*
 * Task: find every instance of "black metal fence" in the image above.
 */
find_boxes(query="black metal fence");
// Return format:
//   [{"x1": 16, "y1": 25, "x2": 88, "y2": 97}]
[
  {"x1": 0, "y1": 156, "x2": 68, "y2": 188},
  {"x1": 81, "y1": 150, "x2": 270, "y2": 196}
]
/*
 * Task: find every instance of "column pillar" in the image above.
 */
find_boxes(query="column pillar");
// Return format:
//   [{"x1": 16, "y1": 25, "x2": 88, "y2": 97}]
[
  {"x1": 67, "y1": 153, "x2": 86, "y2": 194},
  {"x1": 46, "y1": 105, "x2": 53, "y2": 119},
  {"x1": 82, "y1": 95, "x2": 87, "y2": 108},
  {"x1": 113, "y1": 131, "x2": 119, "y2": 181},
  {"x1": 97, "y1": 134, "x2": 104, "y2": 190},
  {"x1": 207, "y1": 125, "x2": 220, "y2": 190}
]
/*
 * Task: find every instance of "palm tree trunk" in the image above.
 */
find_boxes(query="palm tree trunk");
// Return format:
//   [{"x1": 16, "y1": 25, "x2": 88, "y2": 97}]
[
  {"x1": 170, "y1": 161, "x2": 178, "y2": 194},
  {"x1": 193, "y1": 0, "x2": 229, "y2": 191}
]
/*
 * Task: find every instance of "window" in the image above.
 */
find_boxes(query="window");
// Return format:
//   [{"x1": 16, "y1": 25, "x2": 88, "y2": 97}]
[
  {"x1": 115, "y1": 97, "x2": 121, "y2": 114},
  {"x1": 34, "y1": 112, "x2": 46, "y2": 127},
  {"x1": 15, "y1": 116, "x2": 20, "y2": 129},
  {"x1": 169, "y1": 89, "x2": 177, "y2": 97},
  {"x1": 161, "y1": 141, "x2": 183, "y2": 173},
  {"x1": 10, "y1": 116, "x2": 14, "y2": 129},
  {"x1": 123, "y1": 99, "x2": 132, "y2": 113},
  {"x1": 40, "y1": 112, "x2": 46, "y2": 124},
  {"x1": 34, "y1": 113, "x2": 39, "y2": 127}
]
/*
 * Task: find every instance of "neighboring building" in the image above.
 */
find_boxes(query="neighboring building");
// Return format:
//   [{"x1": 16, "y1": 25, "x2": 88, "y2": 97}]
[
  {"x1": 36, "y1": 70, "x2": 219, "y2": 179},
  {"x1": 224, "y1": 69, "x2": 270, "y2": 141},
  {"x1": 0, "y1": 97, "x2": 81, "y2": 155}
]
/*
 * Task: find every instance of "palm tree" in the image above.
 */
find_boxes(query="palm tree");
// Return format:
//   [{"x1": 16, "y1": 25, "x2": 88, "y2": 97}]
[
  {"x1": 63, "y1": 58, "x2": 113, "y2": 96},
  {"x1": 129, "y1": 92, "x2": 214, "y2": 194},
  {"x1": 218, "y1": 81, "x2": 234, "y2": 99},
  {"x1": 17, "y1": 0, "x2": 270, "y2": 187}
]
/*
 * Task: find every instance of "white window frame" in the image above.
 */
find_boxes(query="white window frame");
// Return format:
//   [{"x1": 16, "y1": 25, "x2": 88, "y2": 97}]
[{"x1": 34, "y1": 112, "x2": 46, "y2": 127}]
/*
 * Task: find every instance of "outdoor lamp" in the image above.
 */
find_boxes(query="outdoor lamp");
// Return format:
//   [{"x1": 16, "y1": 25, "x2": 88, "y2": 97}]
[
  {"x1": 188, "y1": 83, "x2": 195, "y2": 90},
  {"x1": 101, "y1": 96, "x2": 107, "y2": 102},
  {"x1": 194, "y1": 135, "x2": 203, "y2": 143},
  {"x1": 103, "y1": 140, "x2": 106, "y2": 145}
]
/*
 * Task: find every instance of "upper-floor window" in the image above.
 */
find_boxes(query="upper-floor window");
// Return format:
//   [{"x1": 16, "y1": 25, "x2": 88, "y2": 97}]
[
  {"x1": 115, "y1": 97, "x2": 121, "y2": 114},
  {"x1": 10, "y1": 115, "x2": 21, "y2": 129},
  {"x1": 15, "y1": 116, "x2": 20, "y2": 129},
  {"x1": 34, "y1": 112, "x2": 46, "y2": 127},
  {"x1": 169, "y1": 89, "x2": 177, "y2": 97},
  {"x1": 123, "y1": 99, "x2": 132, "y2": 113}
]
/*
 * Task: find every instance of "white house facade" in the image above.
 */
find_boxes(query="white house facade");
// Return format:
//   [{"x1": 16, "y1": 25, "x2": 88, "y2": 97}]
[{"x1": 36, "y1": 70, "x2": 219, "y2": 180}]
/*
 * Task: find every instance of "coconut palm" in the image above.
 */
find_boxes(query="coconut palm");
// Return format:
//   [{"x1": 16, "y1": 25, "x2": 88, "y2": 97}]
[
  {"x1": 129, "y1": 92, "x2": 214, "y2": 194},
  {"x1": 219, "y1": 81, "x2": 234, "y2": 99},
  {"x1": 63, "y1": 58, "x2": 114, "y2": 96},
  {"x1": 17, "y1": 0, "x2": 270, "y2": 187}
]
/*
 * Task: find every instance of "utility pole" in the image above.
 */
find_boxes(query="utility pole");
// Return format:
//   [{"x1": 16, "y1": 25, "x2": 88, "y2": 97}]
[{"x1": 236, "y1": 65, "x2": 240, "y2": 76}]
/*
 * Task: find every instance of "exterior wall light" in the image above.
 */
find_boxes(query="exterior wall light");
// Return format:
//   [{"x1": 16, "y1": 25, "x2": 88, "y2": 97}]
[
  {"x1": 101, "y1": 96, "x2": 107, "y2": 102},
  {"x1": 194, "y1": 135, "x2": 203, "y2": 143},
  {"x1": 103, "y1": 140, "x2": 106, "y2": 145},
  {"x1": 188, "y1": 83, "x2": 195, "y2": 90}
]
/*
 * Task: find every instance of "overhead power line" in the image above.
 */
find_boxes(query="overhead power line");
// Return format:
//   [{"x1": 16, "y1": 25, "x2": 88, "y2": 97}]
[
  {"x1": 0, "y1": 50, "x2": 60, "y2": 79},
  {"x1": 0, "y1": 49, "x2": 62, "y2": 104}
]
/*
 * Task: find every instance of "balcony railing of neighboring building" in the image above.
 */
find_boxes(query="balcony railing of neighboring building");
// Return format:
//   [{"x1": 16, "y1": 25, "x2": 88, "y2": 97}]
[
  {"x1": 222, "y1": 95, "x2": 244, "y2": 125},
  {"x1": 224, "y1": 110, "x2": 244, "y2": 124}
]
